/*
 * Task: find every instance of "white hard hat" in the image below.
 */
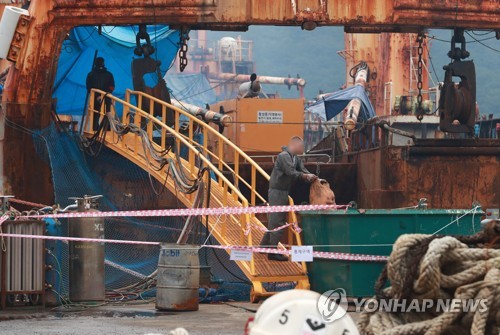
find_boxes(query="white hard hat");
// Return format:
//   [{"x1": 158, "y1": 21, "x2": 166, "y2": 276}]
[
  {"x1": 245, "y1": 289, "x2": 359, "y2": 335},
  {"x1": 168, "y1": 328, "x2": 189, "y2": 335}
]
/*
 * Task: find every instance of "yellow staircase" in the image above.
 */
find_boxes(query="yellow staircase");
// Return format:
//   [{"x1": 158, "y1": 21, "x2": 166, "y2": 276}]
[{"x1": 83, "y1": 89, "x2": 309, "y2": 301}]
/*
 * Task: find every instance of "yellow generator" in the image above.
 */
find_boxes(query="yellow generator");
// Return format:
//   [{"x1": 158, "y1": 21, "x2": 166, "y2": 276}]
[{"x1": 209, "y1": 98, "x2": 304, "y2": 162}]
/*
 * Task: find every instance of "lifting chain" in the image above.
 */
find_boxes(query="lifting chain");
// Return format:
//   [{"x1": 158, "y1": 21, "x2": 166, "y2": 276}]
[
  {"x1": 178, "y1": 27, "x2": 190, "y2": 72},
  {"x1": 416, "y1": 32, "x2": 425, "y2": 121}
]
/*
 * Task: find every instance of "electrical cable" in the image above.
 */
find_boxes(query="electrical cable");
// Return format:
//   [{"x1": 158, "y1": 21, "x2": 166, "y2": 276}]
[
  {"x1": 102, "y1": 26, "x2": 117, "y2": 35},
  {"x1": 198, "y1": 182, "x2": 252, "y2": 285},
  {"x1": 426, "y1": 35, "x2": 451, "y2": 43},
  {"x1": 470, "y1": 30, "x2": 494, "y2": 36},
  {"x1": 424, "y1": 44, "x2": 440, "y2": 84},
  {"x1": 428, "y1": 33, "x2": 496, "y2": 44},
  {"x1": 465, "y1": 31, "x2": 500, "y2": 53},
  {"x1": 175, "y1": 75, "x2": 238, "y2": 101},
  {"x1": 64, "y1": 26, "x2": 96, "y2": 44},
  {"x1": 349, "y1": 61, "x2": 368, "y2": 80},
  {"x1": 208, "y1": 236, "x2": 252, "y2": 285},
  {"x1": 169, "y1": 90, "x2": 194, "y2": 115},
  {"x1": 223, "y1": 301, "x2": 258, "y2": 313}
]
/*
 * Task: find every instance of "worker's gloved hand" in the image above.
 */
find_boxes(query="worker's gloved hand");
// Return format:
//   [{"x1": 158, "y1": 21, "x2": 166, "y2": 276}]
[{"x1": 303, "y1": 174, "x2": 318, "y2": 183}]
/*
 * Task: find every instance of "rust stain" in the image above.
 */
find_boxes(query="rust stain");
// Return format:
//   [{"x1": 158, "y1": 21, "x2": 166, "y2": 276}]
[{"x1": 171, "y1": 296, "x2": 199, "y2": 311}]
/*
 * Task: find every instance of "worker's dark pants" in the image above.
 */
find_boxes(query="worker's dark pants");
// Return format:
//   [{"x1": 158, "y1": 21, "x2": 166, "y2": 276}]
[{"x1": 259, "y1": 188, "x2": 289, "y2": 247}]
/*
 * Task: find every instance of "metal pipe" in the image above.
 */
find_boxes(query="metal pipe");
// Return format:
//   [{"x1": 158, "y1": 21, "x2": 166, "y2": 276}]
[
  {"x1": 59, "y1": 203, "x2": 77, "y2": 212},
  {"x1": 343, "y1": 98, "x2": 362, "y2": 131},
  {"x1": 380, "y1": 123, "x2": 416, "y2": 141},
  {"x1": 238, "y1": 80, "x2": 261, "y2": 98},
  {"x1": 171, "y1": 99, "x2": 232, "y2": 127},
  {"x1": 344, "y1": 68, "x2": 369, "y2": 130},
  {"x1": 207, "y1": 73, "x2": 306, "y2": 87}
]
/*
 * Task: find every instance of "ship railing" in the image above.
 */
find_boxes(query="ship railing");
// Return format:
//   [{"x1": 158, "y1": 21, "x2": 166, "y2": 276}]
[
  {"x1": 84, "y1": 89, "x2": 286, "y2": 276},
  {"x1": 114, "y1": 89, "x2": 303, "y2": 250}
]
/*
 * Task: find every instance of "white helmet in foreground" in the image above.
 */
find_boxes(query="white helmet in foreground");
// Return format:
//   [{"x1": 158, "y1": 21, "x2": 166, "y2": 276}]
[{"x1": 245, "y1": 289, "x2": 359, "y2": 335}]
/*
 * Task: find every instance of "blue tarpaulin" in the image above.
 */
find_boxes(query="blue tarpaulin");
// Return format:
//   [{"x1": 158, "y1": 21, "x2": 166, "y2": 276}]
[
  {"x1": 306, "y1": 85, "x2": 375, "y2": 122},
  {"x1": 53, "y1": 25, "x2": 180, "y2": 116},
  {"x1": 166, "y1": 73, "x2": 217, "y2": 107}
]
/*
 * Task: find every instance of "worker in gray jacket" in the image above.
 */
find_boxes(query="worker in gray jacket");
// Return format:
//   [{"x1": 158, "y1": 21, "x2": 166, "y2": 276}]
[{"x1": 261, "y1": 136, "x2": 317, "y2": 261}]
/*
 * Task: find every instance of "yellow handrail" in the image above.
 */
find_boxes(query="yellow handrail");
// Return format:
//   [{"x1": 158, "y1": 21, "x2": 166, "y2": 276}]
[
  {"x1": 125, "y1": 89, "x2": 301, "y2": 239},
  {"x1": 85, "y1": 90, "x2": 251, "y2": 230},
  {"x1": 126, "y1": 90, "x2": 270, "y2": 178},
  {"x1": 185, "y1": 140, "x2": 268, "y2": 205},
  {"x1": 86, "y1": 89, "x2": 303, "y2": 252}
]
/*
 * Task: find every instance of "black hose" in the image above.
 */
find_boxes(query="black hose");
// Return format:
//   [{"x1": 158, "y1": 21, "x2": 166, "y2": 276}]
[
  {"x1": 209, "y1": 236, "x2": 251, "y2": 285},
  {"x1": 349, "y1": 61, "x2": 369, "y2": 80}
]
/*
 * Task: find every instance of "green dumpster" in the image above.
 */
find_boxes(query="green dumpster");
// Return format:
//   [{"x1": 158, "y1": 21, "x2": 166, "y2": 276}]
[{"x1": 299, "y1": 208, "x2": 483, "y2": 297}]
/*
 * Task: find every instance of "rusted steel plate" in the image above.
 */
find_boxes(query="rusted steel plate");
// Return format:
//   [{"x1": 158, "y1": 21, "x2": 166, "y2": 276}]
[
  {"x1": 355, "y1": 145, "x2": 500, "y2": 209},
  {"x1": 46, "y1": 0, "x2": 499, "y2": 30}
]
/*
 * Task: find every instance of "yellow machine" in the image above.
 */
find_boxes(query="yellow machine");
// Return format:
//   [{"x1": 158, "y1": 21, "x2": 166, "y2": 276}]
[{"x1": 210, "y1": 98, "x2": 304, "y2": 160}]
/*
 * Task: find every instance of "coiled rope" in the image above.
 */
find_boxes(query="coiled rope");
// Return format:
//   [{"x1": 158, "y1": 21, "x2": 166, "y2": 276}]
[{"x1": 358, "y1": 221, "x2": 500, "y2": 335}]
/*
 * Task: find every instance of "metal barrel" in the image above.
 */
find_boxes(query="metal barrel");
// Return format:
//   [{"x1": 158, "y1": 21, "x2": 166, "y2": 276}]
[
  {"x1": 156, "y1": 244, "x2": 200, "y2": 311},
  {"x1": 69, "y1": 201, "x2": 105, "y2": 302}
]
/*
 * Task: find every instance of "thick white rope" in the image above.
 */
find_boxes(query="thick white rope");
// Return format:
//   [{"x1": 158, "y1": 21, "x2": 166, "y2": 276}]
[{"x1": 358, "y1": 232, "x2": 500, "y2": 335}]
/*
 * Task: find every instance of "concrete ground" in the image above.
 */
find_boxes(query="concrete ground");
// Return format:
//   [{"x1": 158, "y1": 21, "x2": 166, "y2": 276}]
[
  {"x1": 0, "y1": 302, "x2": 360, "y2": 335},
  {"x1": 0, "y1": 302, "x2": 255, "y2": 335}
]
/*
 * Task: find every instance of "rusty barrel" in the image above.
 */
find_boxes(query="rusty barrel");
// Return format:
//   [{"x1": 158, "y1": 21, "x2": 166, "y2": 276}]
[{"x1": 156, "y1": 244, "x2": 200, "y2": 311}]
